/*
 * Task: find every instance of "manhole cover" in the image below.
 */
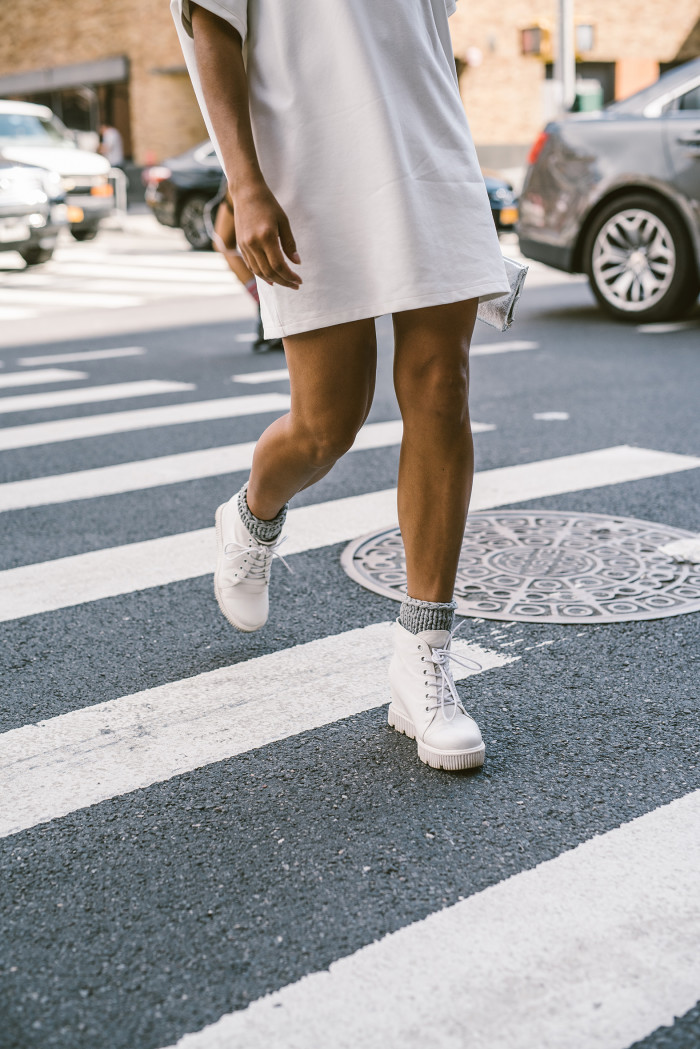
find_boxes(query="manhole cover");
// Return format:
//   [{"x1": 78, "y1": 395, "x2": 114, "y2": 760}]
[{"x1": 341, "y1": 511, "x2": 700, "y2": 623}]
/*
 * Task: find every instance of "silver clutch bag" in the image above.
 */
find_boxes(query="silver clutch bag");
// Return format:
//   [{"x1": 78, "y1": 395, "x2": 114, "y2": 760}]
[{"x1": 476, "y1": 256, "x2": 528, "y2": 332}]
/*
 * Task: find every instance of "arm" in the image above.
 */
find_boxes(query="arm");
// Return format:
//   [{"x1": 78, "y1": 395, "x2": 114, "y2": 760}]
[{"x1": 190, "y1": 4, "x2": 301, "y2": 289}]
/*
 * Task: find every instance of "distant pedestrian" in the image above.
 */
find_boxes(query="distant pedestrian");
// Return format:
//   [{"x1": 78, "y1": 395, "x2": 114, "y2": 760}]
[
  {"x1": 98, "y1": 123, "x2": 124, "y2": 168},
  {"x1": 173, "y1": 0, "x2": 510, "y2": 771},
  {"x1": 206, "y1": 177, "x2": 283, "y2": 352}
]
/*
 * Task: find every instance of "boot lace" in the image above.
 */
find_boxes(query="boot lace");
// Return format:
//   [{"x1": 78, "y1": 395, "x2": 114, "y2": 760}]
[
  {"x1": 424, "y1": 622, "x2": 481, "y2": 721},
  {"x1": 224, "y1": 534, "x2": 293, "y2": 582}
]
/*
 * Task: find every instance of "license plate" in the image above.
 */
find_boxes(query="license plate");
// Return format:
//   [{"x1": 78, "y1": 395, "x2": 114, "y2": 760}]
[{"x1": 0, "y1": 218, "x2": 30, "y2": 243}]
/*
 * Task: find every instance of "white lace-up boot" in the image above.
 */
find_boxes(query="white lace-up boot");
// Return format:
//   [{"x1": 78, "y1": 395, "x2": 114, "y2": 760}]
[
  {"x1": 388, "y1": 621, "x2": 485, "y2": 770},
  {"x1": 214, "y1": 496, "x2": 287, "y2": 632}
]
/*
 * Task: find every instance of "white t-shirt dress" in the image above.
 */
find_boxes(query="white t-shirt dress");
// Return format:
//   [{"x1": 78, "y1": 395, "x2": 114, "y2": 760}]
[{"x1": 172, "y1": 0, "x2": 510, "y2": 338}]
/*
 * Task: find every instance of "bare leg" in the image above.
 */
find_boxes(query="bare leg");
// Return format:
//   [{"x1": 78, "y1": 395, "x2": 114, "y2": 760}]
[
  {"x1": 246, "y1": 319, "x2": 377, "y2": 520},
  {"x1": 393, "y1": 298, "x2": 478, "y2": 603}
]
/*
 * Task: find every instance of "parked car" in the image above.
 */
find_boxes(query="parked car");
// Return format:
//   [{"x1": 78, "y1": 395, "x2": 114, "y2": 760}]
[
  {"x1": 0, "y1": 100, "x2": 115, "y2": 242},
  {"x1": 0, "y1": 155, "x2": 67, "y2": 265},
  {"x1": 518, "y1": 58, "x2": 700, "y2": 322},
  {"x1": 144, "y1": 141, "x2": 519, "y2": 249},
  {"x1": 143, "y1": 141, "x2": 221, "y2": 249}
]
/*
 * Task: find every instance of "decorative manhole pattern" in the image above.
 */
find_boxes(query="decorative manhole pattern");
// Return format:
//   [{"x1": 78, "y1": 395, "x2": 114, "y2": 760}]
[{"x1": 341, "y1": 511, "x2": 700, "y2": 623}]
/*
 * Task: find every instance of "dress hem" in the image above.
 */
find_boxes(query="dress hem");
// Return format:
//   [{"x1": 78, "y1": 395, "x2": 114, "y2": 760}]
[{"x1": 262, "y1": 277, "x2": 511, "y2": 338}]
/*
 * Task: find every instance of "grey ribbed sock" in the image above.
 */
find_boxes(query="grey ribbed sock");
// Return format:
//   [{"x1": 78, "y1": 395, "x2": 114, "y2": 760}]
[
  {"x1": 237, "y1": 484, "x2": 287, "y2": 543},
  {"x1": 399, "y1": 596, "x2": 457, "y2": 635}
]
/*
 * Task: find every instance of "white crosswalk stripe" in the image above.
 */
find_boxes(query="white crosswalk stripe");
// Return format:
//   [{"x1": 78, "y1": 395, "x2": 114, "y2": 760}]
[
  {"x1": 0, "y1": 392, "x2": 291, "y2": 450},
  {"x1": 0, "y1": 623, "x2": 514, "y2": 838},
  {"x1": 0, "y1": 230, "x2": 241, "y2": 319},
  {"x1": 166, "y1": 790, "x2": 700, "y2": 1049},
  {"x1": 0, "y1": 367, "x2": 88, "y2": 389},
  {"x1": 0, "y1": 420, "x2": 408, "y2": 511},
  {"x1": 0, "y1": 378, "x2": 194, "y2": 415},
  {"x1": 16, "y1": 346, "x2": 146, "y2": 367},
  {"x1": 1, "y1": 445, "x2": 696, "y2": 623}
]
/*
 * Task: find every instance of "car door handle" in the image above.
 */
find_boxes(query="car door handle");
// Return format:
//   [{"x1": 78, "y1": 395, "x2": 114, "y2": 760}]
[{"x1": 676, "y1": 131, "x2": 700, "y2": 146}]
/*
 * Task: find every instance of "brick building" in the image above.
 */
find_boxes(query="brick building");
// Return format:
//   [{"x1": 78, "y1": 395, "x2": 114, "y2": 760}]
[{"x1": 1, "y1": 0, "x2": 699, "y2": 168}]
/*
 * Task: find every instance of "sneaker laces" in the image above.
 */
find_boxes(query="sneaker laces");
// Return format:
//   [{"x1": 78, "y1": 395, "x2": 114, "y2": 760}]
[
  {"x1": 224, "y1": 533, "x2": 293, "y2": 581},
  {"x1": 426, "y1": 621, "x2": 481, "y2": 721}
]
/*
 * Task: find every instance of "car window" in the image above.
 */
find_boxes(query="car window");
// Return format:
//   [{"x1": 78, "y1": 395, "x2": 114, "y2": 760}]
[
  {"x1": 677, "y1": 84, "x2": 700, "y2": 111},
  {"x1": 0, "y1": 113, "x2": 73, "y2": 146}
]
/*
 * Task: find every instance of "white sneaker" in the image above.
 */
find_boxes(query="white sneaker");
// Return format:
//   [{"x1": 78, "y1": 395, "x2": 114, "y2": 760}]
[
  {"x1": 214, "y1": 496, "x2": 287, "y2": 632},
  {"x1": 388, "y1": 621, "x2": 485, "y2": 770}
]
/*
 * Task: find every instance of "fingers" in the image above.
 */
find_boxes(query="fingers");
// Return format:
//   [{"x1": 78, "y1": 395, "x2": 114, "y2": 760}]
[
  {"x1": 242, "y1": 233, "x2": 302, "y2": 289},
  {"x1": 279, "y1": 216, "x2": 301, "y2": 265}
]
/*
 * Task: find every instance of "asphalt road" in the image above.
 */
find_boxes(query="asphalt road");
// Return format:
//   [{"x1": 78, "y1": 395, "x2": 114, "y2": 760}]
[{"x1": 0, "y1": 220, "x2": 699, "y2": 1049}]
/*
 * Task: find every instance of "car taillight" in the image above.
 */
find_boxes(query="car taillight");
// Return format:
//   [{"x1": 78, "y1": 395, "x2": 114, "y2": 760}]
[
  {"x1": 142, "y1": 166, "x2": 171, "y2": 185},
  {"x1": 527, "y1": 131, "x2": 549, "y2": 167}
]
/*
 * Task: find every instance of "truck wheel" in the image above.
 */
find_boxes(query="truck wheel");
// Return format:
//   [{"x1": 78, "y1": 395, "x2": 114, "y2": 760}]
[
  {"x1": 71, "y1": 227, "x2": 99, "y2": 242},
  {"x1": 584, "y1": 193, "x2": 699, "y2": 323},
  {"x1": 20, "y1": 245, "x2": 55, "y2": 266},
  {"x1": 180, "y1": 194, "x2": 212, "y2": 250}
]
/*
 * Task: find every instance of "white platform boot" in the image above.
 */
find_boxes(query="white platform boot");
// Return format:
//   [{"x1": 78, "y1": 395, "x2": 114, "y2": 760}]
[
  {"x1": 388, "y1": 621, "x2": 485, "y2": 770},
  {"x1": 214, "y1": 496, "x2": 288, "y2": 632}
]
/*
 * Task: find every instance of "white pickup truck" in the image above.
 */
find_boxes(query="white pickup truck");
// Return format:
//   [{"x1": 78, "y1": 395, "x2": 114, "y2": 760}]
[{"x1": 0, "y1": 99, "x2": 115, "y2": 241}]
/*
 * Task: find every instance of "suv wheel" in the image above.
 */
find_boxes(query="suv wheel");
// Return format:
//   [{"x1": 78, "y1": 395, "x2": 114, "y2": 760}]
[
  {"x1": 71, "y1": 226, "x2": 99, "y2": 242},
  {"x1": 20, "y1": 244, "x2": 55, "y2": 266},
  {"x1": 584, "y1": 193, "x2": 699, "y2": 323},
  {"x1": 180, "y1": 194, "x2": 212, "y2": 250}
]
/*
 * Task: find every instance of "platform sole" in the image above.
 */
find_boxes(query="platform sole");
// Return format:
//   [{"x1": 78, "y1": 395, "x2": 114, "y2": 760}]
[
  {"x1": 214, "y1": 503, "x2": 266, "y2": 633},
  {"x1": 387, "y1": 703, "x2": 485, "y2": 771}
]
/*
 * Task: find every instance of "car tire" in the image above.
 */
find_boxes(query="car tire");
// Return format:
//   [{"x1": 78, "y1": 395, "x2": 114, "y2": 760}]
[
  {"x1": 180, "y1": 194, "x2": 212, "y2": 250},
  {"x1": 583, "y1": 193, "x2": 699, "y2": 323},
  {"x1": 71, "y1": 227, "x2": 99, "y2": 242},
  {"x1": 19, "y1": 245, "x2": 55, "y2": 266}
]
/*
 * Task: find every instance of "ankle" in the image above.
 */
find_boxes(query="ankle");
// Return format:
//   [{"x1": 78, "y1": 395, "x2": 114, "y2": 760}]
[
  {"x1": 399, "y1": 596, "x2": 456, "y2": 635},
  {"x1": 237, "y1": 484, "x2": 287, "y2": 543}
]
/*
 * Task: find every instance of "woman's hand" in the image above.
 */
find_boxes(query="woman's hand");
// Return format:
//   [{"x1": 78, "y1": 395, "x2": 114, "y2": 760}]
[{"x1": 232, "y1": 181, "x2": 302, "y2": 289}]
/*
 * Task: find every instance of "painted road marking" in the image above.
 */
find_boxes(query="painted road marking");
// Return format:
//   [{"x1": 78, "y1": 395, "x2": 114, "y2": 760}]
[
  {"x1": 0, "y1": 419, "x2": 425, "y2": 512},
  {"x1": 1, "y1": 446, "x2": 697, "y2": 622},
  {"x1": 470, "y1": 340, "x2": 539, "y2": 356},
  {"x1": 162, "y1": 790, "x2": 700, "y2": 1049},
  {"x1": 637, "y1": 321, "x2": 699, "y2": 334},
  {"x1": 0, "y1": 392, "x2": 290, "y2": 451},
  {"x1": 534, "y1": 411, "x2": 570, "y2": 421},
  {"x1": 0, "y1": 368, "x2": 88, "y2": 389},
  {"x1": 17, "y1": 346, "x2": 146, "y2": 367},
  {"x1": 0, "y1": 288, "x2": 142, "y2": 309},
  {"x1": 0, "y1": 307, "x2": 34, "y2": 321},
  {"x1": 232, "y1": 342, "x2": 540, "y2": 384},
  {"x1": 0, "y1": 380, "x2": 195, "y2": 416},
  {"x1": 233, "y1": 367, "x2": 290, "y2": 384},
  {"x1": 0, "y1": 421, "x2": 492, "y2": 511},
  {"x1": 0, "y1": 623, "x2": 514, "y2": 839},
  {"x1": 39, "y1": 262, "x2": 233, "y2": 286}
]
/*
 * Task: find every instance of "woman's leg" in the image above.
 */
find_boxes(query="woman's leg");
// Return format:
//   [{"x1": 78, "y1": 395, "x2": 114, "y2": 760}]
[
  {"x1": 246, "y1": 318, "x2": 377, "y2": 520},
  {"x1": 386, "y1": 299, "x2": 485, "y2": 771},
  {"x1": 392, "y1": 298, "x2": 478, "y2": 603}
]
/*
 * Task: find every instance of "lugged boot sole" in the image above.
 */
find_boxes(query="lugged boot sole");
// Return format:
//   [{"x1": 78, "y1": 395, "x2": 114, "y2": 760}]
[
  {"x1": 214, "y1": 503, "x2": 266, "y2": 633},
  {"x1": 387, "y1": 703, "x2": 486, "y2": 771}
]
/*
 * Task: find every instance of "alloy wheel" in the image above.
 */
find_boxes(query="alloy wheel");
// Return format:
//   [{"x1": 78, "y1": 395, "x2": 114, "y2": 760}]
[
  {"x1": 180, "y1": 196, "x2": 211, "y2": 250},
  {"x1": 591, "y1": 208, "x2": 676, "y2": 313}
]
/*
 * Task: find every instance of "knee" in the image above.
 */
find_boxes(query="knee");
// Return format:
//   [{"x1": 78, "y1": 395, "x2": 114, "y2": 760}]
[
  {"x1": 398, "y1": 358, "x2": 470, "y2": 422},
  {"x1": 297, "y1": 421, "x2": 361, "y2": 469}
]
